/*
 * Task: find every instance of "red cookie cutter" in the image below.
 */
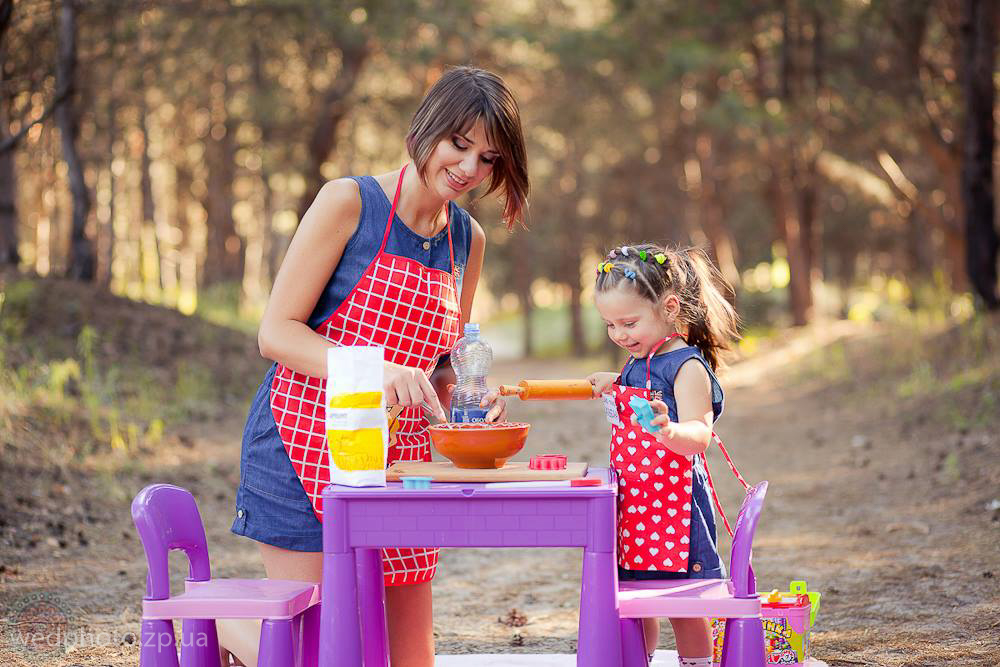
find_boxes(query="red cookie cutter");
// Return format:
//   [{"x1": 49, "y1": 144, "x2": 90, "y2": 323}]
[{"x1": 529, "y1": 455, "x2": 568, "y2": 470}]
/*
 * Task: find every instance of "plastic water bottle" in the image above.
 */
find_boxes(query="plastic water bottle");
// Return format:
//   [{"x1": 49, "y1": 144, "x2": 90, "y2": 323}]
[{"x1": 450, "y1": 323, "x2": 493, "y2": 423}]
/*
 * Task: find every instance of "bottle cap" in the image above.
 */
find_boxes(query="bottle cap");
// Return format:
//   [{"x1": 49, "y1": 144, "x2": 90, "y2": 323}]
[{"x1": 464, "y1": 323, "x2": 480, "y2": 335}]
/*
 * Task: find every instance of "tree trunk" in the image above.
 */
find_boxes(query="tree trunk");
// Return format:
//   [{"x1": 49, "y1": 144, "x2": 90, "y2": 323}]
[
  {"x1": 0, "y1": 143, "x2": 16, "y2": 267},
  {"x1": 519, "y1": 287, "x2": 534, "y2": 358},
  {"x1": 202, "y1": 67, "x2": 241, "y2": 287},
  {"x1": 56, "y1": 0, "x2": 94, "y2": 281},
  {"x1": 0, "y1": 0, "x2": 17, "y2": 266},
  {"x1": 296, "y1": 41, "x2": 369, "y2": 221},
  {"x1": 569, "y1": 281, "x2": 586, "y2": 357},
  {"x1": 767, "y1": 161, "x2": 812, "y2": 326},
  {"x1": 97, "y1": 88, "x2": 116, "y2": 287},
  {"x1": 139, "y1": 100, "x2": 163, "y2": 295},
  {"x1": 959, "y1": 0, "x2": 999, "y2": 309}
]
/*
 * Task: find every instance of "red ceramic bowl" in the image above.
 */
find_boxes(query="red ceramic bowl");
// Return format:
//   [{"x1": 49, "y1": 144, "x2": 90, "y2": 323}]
[{"x1": 428, "y1": 422, "x2": 531, "y2": 469}]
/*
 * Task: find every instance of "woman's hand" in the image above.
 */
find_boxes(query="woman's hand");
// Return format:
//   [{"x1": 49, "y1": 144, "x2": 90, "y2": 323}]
[
  {"x1": 587, "y1": 372, "x2": 619, "y2": 397},
  {"x1": 445, "y1": 385, "x2": 509, "y2": 423},
  {"x1": 479, "y1": 388, "x2": 508, "y2": 423},
  {"x1": 384, "y1": 362, "x2": 447, "y2": 421}
]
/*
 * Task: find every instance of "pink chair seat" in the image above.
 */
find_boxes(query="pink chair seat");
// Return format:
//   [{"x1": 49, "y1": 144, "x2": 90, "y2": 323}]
[
  {"x1": 143, "y1": 579, "x2": 319, "y2": 621},
  {"x1": 618, "y1": 579, "x2": 760, "y2": 619}
]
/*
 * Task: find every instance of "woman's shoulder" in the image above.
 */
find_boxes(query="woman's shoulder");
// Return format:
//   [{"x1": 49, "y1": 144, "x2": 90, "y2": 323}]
[{"x1": 307, "y1": 178, "x2": 363, "y2": 227}]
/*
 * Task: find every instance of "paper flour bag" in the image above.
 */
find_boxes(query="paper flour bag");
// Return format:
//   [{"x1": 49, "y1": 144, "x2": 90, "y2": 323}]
[{"x1": 326, "y1": 345, "x2": 387, "y2": 487}]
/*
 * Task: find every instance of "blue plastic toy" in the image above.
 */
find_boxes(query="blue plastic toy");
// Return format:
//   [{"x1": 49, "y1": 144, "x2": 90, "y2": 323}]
[
  {"x1": 628, "y1": 396, "x2": 661, "y2": 434},
  {"x1": 400, "y1": 476, "x2": 433, "y2": 490}
]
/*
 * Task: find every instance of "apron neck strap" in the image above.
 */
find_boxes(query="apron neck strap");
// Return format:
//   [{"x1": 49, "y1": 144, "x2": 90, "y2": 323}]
[
  {"x1": 378, "y1": 165, "x2": 408, "y2": 253},
  {"x1": 380, "y1": 164, "x2": 456, "y2": 276}
]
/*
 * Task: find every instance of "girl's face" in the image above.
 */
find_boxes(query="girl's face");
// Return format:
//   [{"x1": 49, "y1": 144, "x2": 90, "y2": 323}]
[
  {"x1": 595, "y1": 285, "x2": 678, "y2": 359},
  {"x1": 426, "y1": 119, "x2": 498, "y2": 200}
]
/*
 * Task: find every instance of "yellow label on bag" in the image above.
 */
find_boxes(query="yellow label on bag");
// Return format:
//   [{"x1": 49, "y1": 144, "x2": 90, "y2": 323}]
[
  {"x1": 327, "y1": 428, "x2": 384, "y2": 470},
  {"x1": 328, "y1": 391, "x2": 383, "y2": 410}
]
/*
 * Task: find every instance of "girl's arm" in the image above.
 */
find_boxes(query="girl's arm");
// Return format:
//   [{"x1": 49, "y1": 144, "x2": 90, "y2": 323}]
[
  {"x1": 647, "y1": 360, "x2": 714, "y2": 456},
  {"x1": 459, "y1": 216, "x2": 507, "y2": 422},
  {"x1": 257, "y1": 178, "x2": 445, "y2": 419}
]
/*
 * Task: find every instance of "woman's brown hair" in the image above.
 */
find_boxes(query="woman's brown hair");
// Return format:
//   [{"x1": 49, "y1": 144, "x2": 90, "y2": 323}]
[
  {"x1": 595, "y1": 243, "x2": 740, "y2": 370},
  {"x1": 406, "y1": 66, "x2": 529, "y2": 229}
]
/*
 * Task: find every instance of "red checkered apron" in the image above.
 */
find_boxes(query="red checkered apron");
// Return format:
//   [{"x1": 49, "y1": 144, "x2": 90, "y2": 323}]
[{"x1": 270, "y1": 165, "x2": 461, "y2": 586}]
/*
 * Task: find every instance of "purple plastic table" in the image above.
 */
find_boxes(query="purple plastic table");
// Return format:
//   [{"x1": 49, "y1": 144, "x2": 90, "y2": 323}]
[{"x1": 320, "y1": 467, "x2": 621, "y2": 667}]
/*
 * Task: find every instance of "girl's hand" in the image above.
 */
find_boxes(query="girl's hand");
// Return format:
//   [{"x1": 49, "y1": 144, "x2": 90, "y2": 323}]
[
  {"x1": 587, "y1": 372, "x2": 619, "y2": 397},
  {"x1": 630, "y1": 399, "x2": 677, "y2": 441},
  {"x1": 384, "y1": 362, "x2": 447, "y2": 421}
]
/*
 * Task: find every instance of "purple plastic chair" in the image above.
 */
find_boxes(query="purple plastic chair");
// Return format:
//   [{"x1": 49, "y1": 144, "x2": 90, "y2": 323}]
[
  {"x1": 617, "y1": 481, "x2": 769, "y2": 667},
  {"x1": 131, "y1": 484, "x2": 320, "y2": 667}
]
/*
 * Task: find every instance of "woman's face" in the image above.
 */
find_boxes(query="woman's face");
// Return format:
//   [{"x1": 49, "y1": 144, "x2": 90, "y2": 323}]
[{"x1": 426, "y1": 119, "x2": 498, "y2": 200}]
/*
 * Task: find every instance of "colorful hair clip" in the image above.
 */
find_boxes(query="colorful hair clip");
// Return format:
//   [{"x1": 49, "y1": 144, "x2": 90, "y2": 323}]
[
  {"x1": 620, "y1": 246, "x2": 630, "y2": 256},
  {"x1": 609, "y1": 249, "x2": 617, "y2": 258},
  {"x1": 603, "y1": 262, "x2": 613, "y2": 273},
  {"x1": 624, "y1": 269, "x2": 637, "y2": 280},
  {"x1": 639, "y1": 250, "x2": 648, "y2": 261},
  {"x1": 654, "y1": 253, "x2": 667, "y2": 265}
]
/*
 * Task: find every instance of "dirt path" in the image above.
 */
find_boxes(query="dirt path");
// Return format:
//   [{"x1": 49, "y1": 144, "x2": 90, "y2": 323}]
[{"x1": 2, "y1": 327, "x2": 998, "y2": 666}]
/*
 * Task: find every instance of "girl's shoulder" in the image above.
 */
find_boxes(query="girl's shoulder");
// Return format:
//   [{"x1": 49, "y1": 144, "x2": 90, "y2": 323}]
[{"x1": 649, "y1": 346, "x2": 724, "y2": 418}]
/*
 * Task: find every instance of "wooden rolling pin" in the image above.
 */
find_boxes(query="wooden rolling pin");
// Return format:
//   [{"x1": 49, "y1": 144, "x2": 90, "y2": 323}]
[{"x1": 498, "y1": 379, "x2": 595, "y2": 400}]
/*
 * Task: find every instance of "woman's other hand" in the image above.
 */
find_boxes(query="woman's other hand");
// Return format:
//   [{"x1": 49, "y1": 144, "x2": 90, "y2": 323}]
[
  {"x1": 479, "y1": 388, "x2": 508, "y2": 423},
  {"x1": 384, "y1": 362, "x2": 447, "y2": 421},
  {"x1": 587, "y1": 372, "x2": 619, "y2": 397}
]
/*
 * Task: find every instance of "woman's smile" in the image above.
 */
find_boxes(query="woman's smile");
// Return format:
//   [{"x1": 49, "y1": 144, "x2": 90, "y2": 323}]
[{"x1": 444, "y1": 168, "x2": 469, "y2": 191}]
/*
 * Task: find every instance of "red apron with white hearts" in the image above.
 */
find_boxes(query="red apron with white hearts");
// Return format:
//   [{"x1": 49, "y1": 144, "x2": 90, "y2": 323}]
[
  {"x1": 269, "y1": 165, "x2": 461, "y2": 586},
  {"x1": 612, "y1": 335, "x2": 694, "y2": 573}
]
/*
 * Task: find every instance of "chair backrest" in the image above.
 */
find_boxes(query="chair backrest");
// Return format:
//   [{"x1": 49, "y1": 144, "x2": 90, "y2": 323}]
[
  {"x1": 728, "y1": 480, "x2": 767, "y2": 599},
  {"x1": 131, "y1": 484, "x2": 212, "y2": 601}
]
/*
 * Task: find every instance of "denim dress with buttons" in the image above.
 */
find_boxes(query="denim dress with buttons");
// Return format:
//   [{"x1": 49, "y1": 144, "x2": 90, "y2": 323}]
[
  {"x1": 231, "y1": 175, "x2": 473, "y2": 551},
  {"x1": 617, "y1": 345, "x2": 726, "y2": 580}
]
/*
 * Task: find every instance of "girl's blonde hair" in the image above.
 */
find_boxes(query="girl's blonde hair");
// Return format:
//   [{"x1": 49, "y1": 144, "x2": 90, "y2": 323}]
[
  {"x1": 595, "y1": 243, "x2": 740, "y2": 370},
  {"x1": 406, "y1": 66, "x2": 529, "y2": 229}
]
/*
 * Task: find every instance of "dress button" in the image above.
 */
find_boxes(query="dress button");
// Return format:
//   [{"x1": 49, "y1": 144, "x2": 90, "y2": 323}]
[
  {"x1": 692, "y1": 563, "x2": 702, "y2": 572},
  {"x1": 236, "y1": 509, "x2": 244, "y2": 518},
  {"x1": 422, "y1": 241, "x2": 431, "y2": 250}
]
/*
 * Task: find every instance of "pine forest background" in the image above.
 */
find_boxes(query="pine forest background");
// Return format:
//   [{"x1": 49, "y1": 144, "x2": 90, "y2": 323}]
[{"x1": 1, "y1": 0, "x2": 998, "y2": 358}]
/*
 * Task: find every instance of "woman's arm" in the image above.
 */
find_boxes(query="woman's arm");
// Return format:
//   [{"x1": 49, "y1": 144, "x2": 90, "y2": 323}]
[
  {"x1": 257, "y1": 179, "x2": 362, "y2": 377},
  {"x1": 258, "y1": 177, "x2": 447, "y2": 418},
  {"x1": 647, "y1": 360, "x2": 714, "y2": 456}
]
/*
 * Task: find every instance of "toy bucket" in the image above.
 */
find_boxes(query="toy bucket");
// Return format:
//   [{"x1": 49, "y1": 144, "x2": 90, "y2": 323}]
[{"x1": 712, "y1": 580, "x2": 821, "y2": 665}]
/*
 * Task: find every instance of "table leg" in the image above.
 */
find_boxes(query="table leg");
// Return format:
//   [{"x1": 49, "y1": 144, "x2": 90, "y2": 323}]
[
  {"x1": 358, "y1": 548, "x2": 389, "y2": 667},
  {"x1": 320, "y1": 549, "x2": 362, "y2": 667},
  {"x1": 577, "y1": 549, "x2": 622, "y2": 667}
]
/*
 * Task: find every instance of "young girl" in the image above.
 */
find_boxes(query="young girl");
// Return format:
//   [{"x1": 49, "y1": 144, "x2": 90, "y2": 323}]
[{"x1": 587, "y1": 243, "x2": 739, "y2": 667}]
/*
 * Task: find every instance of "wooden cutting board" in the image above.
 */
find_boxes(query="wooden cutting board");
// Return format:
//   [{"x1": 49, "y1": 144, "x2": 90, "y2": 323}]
[{"x1": 386, "y1": 461, "x2": 588, "y2": 482}]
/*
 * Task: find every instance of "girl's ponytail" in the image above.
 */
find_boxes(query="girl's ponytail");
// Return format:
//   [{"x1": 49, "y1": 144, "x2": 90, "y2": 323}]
[{"x1": 675, "y1": 247, "x2": 739, "y2": 370}]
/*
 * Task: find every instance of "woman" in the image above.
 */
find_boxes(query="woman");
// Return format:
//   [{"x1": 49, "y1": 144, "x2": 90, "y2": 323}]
[{"x1": 223, "y1": 66, "x2": 529, "y2": 666}]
